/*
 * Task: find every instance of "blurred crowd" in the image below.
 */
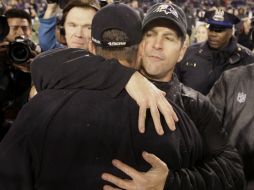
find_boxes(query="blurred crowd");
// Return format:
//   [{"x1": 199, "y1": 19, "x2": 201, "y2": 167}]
[
  {"x1": 1, "y1": 0, "x2": 254, "y2": 45},
  {"x1": 0, "y1": 0, "x2": 254, "y2": 189}
]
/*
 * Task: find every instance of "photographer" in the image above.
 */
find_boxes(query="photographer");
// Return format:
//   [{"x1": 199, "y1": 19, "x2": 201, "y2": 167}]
[
  {"x1": 39, "y1": 0, "x2": 100, "y2": 52},
  {"x1": 0, "y1": 9, "x2": 40, "y2": 141}
]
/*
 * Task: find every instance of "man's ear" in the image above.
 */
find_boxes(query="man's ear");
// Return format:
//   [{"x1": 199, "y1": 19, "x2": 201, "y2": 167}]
[
  {"x1": 177, "y1": 35, "x2": 189, "y2": 62},
  {"x1": 138, "y1": 40, "x2": 145, "y2": 57},
  {"x1": 88, "y1": 40, "x2": 96, "y2": 54}
]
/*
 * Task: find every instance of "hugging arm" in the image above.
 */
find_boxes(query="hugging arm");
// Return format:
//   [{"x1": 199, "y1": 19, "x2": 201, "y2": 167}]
[{"x1": 31, "y1": 48, "x2": 178, "y2": 134}]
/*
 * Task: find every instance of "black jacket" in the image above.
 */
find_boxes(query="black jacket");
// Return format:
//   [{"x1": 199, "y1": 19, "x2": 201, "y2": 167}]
[
  {"x1": 0, "y1": 48, "x2": 245, "y2": 190},
  {"x1": 176, "y1": 37, "x2": 254, "y2": 95},
  {"x1": 208, "y1": 63, "x2": 254, "y2": 182},
  {"x1": 0, "y1": 61, "x2": 31, "y2": 141}
]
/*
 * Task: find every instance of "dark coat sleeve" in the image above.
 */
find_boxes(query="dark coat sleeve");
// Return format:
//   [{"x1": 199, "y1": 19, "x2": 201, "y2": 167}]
[
  {"x1": 31, "y1": 48, "x2": 136, "y2": 97},
  {"x1": 207, "y1": 73, "x2": 227, "y2": 123},
  {"x1": 164, "y1": 88, "x2": 245, "y2": 190},
  {"x1": 164, "y1": 145, "x2": 245, "y2": 190}
]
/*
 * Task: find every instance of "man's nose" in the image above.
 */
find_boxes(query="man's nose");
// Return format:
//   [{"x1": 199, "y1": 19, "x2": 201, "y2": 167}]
[
  {"x1": 74, "y1": 27, "x2": 84, "y2": 37},
  {"x1": 16, "y1": 27, "x2": 25, "y2": 36},
  {"x1": 152, "y1": 37, "x2": 163, "y2": 50}
]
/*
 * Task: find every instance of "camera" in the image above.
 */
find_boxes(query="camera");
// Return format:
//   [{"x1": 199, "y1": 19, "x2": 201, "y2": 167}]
[
  {"x1": 8, "y1": 36, "x2": 36, "y2": 64},
  {"x1": 1, "y1": 16, "x2": 36, "y2": 64}
]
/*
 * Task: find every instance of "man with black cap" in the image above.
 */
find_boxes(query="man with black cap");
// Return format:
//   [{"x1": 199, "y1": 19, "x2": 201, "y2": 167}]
[
  {"x1": 96, "y1": 2, "x2": 244, "y2": 190},
  {"x1": 176, "y1": 8, "x2": 254, "y2": 95}
]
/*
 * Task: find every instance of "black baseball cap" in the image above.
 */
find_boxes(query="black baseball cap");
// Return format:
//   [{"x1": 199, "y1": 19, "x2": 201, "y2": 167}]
[
  {"x1": 204, "y1": 9, "x2": 240, "y2": 28},
  {"x1": 91, "y1": 2, "x2": 142, "y2": 48},
  {"x1": 142, "y1": 2, "x2": 187, "y2": 37}
]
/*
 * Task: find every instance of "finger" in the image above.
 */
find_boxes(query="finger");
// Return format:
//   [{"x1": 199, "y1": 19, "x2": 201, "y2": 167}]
[
  {"x1": 170, "y1": 104, "x2": 179, "y2": 122},
  {"x1": 161, "y1": 91, "x2": 166, "y2": 96},
  {"x1": 150, "y1": 103, "x2": 164, "y2": 135},
  {"x1": 112, "y1": 159, "x2": 141, "y2": 179},
  {"x1": 138, "y1": 106, "x2": 147, "y2": 133},
  {"x1": 157, "y1": 98, "x2": 176, "y2": 131},
  {"x1": 101, "y1": 173, "x2": 129, "y2": 190},
  {"x1": 0, "y1": 41, "x2": 9, "y2": 46},
  {"x1": 103, "y1": 185, "x2": 122, "y2": 190},
  {"x1": 142, "y1": 151, "x2": 168, "y2": 171},
  {"x1": 158, "y1": 90, "x2": 178, "y2": 122}
]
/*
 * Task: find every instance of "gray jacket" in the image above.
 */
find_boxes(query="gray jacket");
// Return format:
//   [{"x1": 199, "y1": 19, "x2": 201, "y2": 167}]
[{"x1": 208, "y1": 63, "x2": 254, "y2": 182}]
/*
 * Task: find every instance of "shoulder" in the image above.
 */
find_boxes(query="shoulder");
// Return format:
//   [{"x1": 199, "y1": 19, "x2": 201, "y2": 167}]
[
  {"x1": 181, "y1": 42, "x2": 206, "y2": 62},
  {"x1": 181, "y1": 84, "x2": 209, "y2": 104},
  {"x1": 222, "y1": 63, "x2": 254, "y2": 81},
  {"x1": 34, "y1": 48, "x2": 90, "y2": 60},
  {"x1": 235, "y1": 44, "x2": 254, "y2": 63},
  {"x1": 180, "y1": 84, "x2": 218, "y2": 127},
  {"x1": 32, "y1": 48, "x2": 102, "y2": 67},
  {"x1": 186, "y1": 42, "x2": 204, "y2": 52},
  {"x1": 237, "y1": 44, "x2": 254, "y2": 56}
]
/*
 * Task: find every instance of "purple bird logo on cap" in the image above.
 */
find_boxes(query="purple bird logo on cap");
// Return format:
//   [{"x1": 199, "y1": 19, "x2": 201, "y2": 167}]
[{"x1": 153, "y1": 4, "x2": 178, "y2": 18}]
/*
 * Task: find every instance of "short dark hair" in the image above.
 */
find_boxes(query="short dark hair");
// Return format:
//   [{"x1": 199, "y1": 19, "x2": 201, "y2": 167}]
[
  {"x1": 95, "y1": 29, "x2": 139, "y2": 66},
  {"x1": 62, "y1": 0, "x2": 99, "y2": 26},
  {"x1": 5, "y1": 8, "x2": 32, "y2": 25}
]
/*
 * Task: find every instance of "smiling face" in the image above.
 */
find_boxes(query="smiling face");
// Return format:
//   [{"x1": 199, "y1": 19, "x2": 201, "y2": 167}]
[
  {"x1": 64, "y1": 7, "x2": 96, "y2": 49},
  {"x1": 140, "y1": 23, "x2": 187, "y2": 82}
]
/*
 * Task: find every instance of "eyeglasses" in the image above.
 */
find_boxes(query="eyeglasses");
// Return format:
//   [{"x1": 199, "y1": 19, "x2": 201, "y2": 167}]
[{"x1": 9, "y1": 25, "x2": 31, "y2": 33}]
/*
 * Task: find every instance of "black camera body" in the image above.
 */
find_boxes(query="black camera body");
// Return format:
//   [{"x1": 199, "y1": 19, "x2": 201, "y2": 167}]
[
  {"x1": 1, "y1": 16, "x2": 35, "y2": 64},
  {"x1": 8, "y1": 36, "x2": 36, "y2": 64}
]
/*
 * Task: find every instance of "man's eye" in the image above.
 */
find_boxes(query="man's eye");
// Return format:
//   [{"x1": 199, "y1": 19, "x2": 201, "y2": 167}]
[
  {"x1": 68, "y1": 23, "x2": 75, "y2": 27},
  {"x1": 165, "y1": 37, "x2": 175, "y2": 41},
  {"x1": 146, "y1": 32, "x2": 153, "y2": 37}
]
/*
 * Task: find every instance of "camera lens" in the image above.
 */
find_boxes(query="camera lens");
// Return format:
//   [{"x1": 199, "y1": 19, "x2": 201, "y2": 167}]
[{"x1": 9, "y1": 42, "x2": 30, "y2": 63}]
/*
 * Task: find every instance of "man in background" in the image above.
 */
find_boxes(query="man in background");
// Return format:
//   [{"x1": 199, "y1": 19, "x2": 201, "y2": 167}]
[
  {"x1": 0, "y1": 9, "x2": 39, "y2": 140},
  {"x1": 176, "y1": 9, "x2": 254, "y2": 95},
  {"x1": 39, "y1": 0, "x2": 100, "y2": 51}
]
